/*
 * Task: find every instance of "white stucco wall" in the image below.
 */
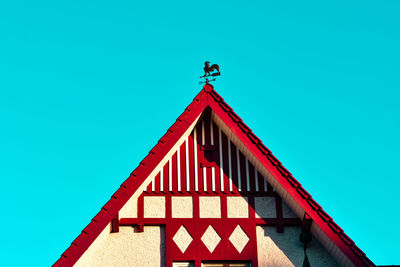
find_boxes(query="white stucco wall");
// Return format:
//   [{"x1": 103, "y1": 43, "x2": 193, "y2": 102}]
[
  {"x1": 256, "y1": 226, "x2": 338, "y2": 267},
  {"x1": 227, "y1": 196, "x2": 248, "y2": 218},
  {"x1": 144, "y1": 196, "x2": 166, "y2": 218},
  {"x1": 173, "y1": 225, "x2": 193, "y2": 253},
  {"x1": 229, "y1": 225, "x2": 250, "y2": 253},
  {"x1": 201, "y1": 225, "x2": 221, "y2": 253},
  {"x1": 282, "y1": 201, "x2": 297, "y2": 218},
  {"x1": 72, "y1": 114, "x2": 202, "y2": 266},
  {"x1": 74, "y1": 225, "x2": 165, "y2": 267},
  {"x1": 213, "y1": 113, "x2": 354, "y2": 265},
  {"x1": 73, "y1": 111, "x2": 350, "y2": 266},
  {"x1": 255, "y1": 197, "x2": 276, "y2": 218},
  {"x1": 172, "y1": 196, "x2": 193, "y2": 218},
  {"x1": 199, "y1": 197, "x2": 221, "y2": 218},
  {"x1": 119, "y1": 194, "x2": 138, "y2": 218}
]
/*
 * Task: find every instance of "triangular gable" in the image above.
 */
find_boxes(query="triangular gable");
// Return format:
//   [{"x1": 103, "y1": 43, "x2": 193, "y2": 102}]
[
  {"x1": 139, "y1": 112, "x2": 274, "y2": 196},
  {"x1": 54, "y1": 84, "x2": 373, "y2": 266}
]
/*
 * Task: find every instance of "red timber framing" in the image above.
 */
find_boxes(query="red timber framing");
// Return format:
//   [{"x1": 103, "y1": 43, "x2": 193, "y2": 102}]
[
  {"x1": 121, "y1": 110, "x2": 300, "y2": 266},
  {"x1": 54, "y1": 84, "x2": 374, "y2": 267}
]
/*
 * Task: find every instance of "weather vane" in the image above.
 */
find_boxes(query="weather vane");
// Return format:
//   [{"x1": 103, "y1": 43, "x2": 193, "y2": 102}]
[{"x1": 199, "y1": 61, "x2": 221, "y2": 84}]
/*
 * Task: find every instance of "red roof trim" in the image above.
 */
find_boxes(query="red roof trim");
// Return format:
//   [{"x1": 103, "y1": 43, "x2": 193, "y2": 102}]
[
  {"x1": 53, "y1": 84, "x2": 374, "y2": 267},
  {"x1": 207, "y1": 88, "x2": 373, "y2": 266}
]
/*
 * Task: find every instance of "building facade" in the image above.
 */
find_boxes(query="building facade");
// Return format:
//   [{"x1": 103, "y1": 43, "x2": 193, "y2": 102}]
[{"x1": 54, "y1": 84, "x2": 374, "y2": 267}]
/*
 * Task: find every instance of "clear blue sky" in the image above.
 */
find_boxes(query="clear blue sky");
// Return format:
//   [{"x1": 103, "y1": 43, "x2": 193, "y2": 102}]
[{"x1": 0, "y1": 0, "x2": 399, "y2": 265}]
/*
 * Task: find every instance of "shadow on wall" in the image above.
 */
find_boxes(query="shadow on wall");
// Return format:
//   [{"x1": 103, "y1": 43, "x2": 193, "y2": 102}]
[
  {"x1": 199, "y1": 118, "x2": 338, "y2": 266},
  {"x1": 160, "y1": 226, "x2": 166, "y2": 267},
  {"x1": 258, "y1": 226, "x2": 338, "y2": 267}
]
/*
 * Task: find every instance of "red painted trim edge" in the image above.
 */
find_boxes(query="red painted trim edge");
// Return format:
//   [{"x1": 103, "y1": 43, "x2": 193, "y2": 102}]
[{"x1": 53, "y1": 84, "x2": 374, "y2": 267}]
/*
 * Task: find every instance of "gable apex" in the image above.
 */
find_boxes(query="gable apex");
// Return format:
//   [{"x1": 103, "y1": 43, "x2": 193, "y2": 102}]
[{"x1": 54, "y1": 84, "x2": 374, "y2": 267}]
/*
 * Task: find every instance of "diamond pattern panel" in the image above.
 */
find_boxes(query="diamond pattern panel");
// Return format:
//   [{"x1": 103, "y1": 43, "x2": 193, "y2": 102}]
[
  {"x1": 229, "y1": 225, "x2": 250, "y2": 253},
  {"x1": 173, "y1": 225, "x2": 193, "y2": 253},
  {"x1": 201, "y1": 225, "x2": 221, "y2": 253}
]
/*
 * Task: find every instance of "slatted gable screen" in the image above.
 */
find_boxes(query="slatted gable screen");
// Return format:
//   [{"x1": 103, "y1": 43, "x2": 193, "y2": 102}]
[{"x1": 144, "y1": 118, "x2": 271, "y2": 195}]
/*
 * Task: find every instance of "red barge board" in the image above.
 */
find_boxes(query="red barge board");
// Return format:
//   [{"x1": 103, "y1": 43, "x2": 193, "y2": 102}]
[{"x1": 53, "y1": 84, "x2": 374, "y2": 267}]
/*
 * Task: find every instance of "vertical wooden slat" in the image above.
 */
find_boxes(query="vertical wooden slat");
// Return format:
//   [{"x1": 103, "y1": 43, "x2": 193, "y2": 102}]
[
  {"x1": 197, "y1": 123, "x2": 204, "y2": 193},
  {"x1": 193, "y1": 127, "x2": 199, "y2": 192},
  {"x1": 160, "y1": 168, "x2": 164, "y2": 192},
  {"x1": 201, "y1": 119, "x2": 205, "y2": 145},
  {"x1": 228, "y1": 137, "x2": 233, "y2": 192},
  {"x1": 210, "y1": 117, "x2": 214, "y2": 145},
  {"x1": 254, "y1": 168, "x2": 259, "y2": 192},
  {"x1": 221, "y1": 129, "x2": 230, "y2": 195},
  {"x1": 239, "y1": 150, "x2": 247, "y2": 193},
  {"x1": 188, "y1": 131, "x2": 195, "y2": 193},
  {"x1": 172, "y1": 152, "x2": 178, "y2": 192},
  {"x1": 245, "y1": 158, "x2": 250, "y2": 192},
  {"x1": 154, "y1": 175, "x2": 158, "y2": 192},
  {"x1": 177, "y1": 147, "x2": 181, "y2": 192},
  {"x1": 219, "y1": 126, "x2": 224, "y2": 192},
  {"x1": 275, "y1": 194, "x2": 283, "y2": 233},
  {"x1": 211, "y1": 168, "x2": 216, "y2": 192},
  {"x1": 203, "y1": 167, "x2": 207, "y2": 192},
  {"x1": 211, "y1": 120, "x2": 216, "y2": 192},
  {"x1": 169, "y1": 157, "x2": 173, "y2": 192},
  {"x1": 248, "y1": 162, "x2": 256, "y2": 193},
  {"x1": 263, "y1": 174, "x2": 268, "y2": 192},
  {"x1": 179, "y1": 139, "x2": 186, "y2": 193},
  {"x1": 213, "y1": 121, "x2": 221, "y2": 192},
  {"x1": 185, "y1": 136, "x2": 190, "y2": 192},
  {"x1": 230, "y1": 140, "x2": 238, "y2": 192},
  {"x1": 236, "y1": 147, "x2": 242, "y2": 191}
]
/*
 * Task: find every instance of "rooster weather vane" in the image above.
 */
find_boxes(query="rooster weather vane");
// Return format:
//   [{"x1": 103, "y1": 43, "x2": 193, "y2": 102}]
[{"x1": 199, "y1": 61, "x2": 221, "y2": 84}]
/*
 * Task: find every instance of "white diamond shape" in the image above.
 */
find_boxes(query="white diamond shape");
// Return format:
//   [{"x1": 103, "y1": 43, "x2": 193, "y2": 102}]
[
  {"x1": 201, "y1": 225, "x2": 221, "y2": 253},
  {"x1": 173, "y1": 225, "x2": 193, "y2": 253},
  {"x1": 229, "y1": 225, "x2": 250, "y2": 253}
]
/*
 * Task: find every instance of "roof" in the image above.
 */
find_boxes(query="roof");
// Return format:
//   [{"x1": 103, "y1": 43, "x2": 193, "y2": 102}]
[{"x1": 53, "y1": 84, "x2": 374, "y2": 267}]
